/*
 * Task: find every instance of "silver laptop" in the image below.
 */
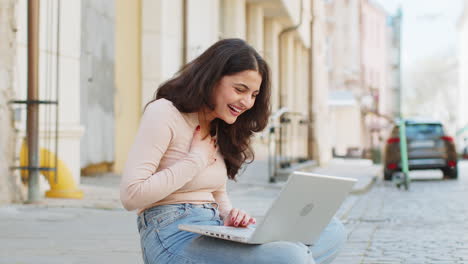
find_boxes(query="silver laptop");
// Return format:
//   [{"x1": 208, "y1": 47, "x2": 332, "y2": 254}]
[{"x1": 178, "y1": 172, "x2": 357, "y2": 245}]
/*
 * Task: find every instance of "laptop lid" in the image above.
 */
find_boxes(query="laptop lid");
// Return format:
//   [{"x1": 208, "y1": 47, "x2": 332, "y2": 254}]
[{"x1": 249, "y1": 172, "x2": 356, "y2": 245}]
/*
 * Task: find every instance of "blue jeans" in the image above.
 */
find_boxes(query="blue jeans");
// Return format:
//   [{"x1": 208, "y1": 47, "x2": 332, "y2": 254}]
[{"x1": 137, "y1": 203, "x2": 347, "y2": 264}]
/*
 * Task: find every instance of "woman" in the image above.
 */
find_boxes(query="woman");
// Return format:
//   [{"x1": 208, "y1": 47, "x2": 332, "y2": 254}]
[{"x1": 120, "y1": 38, "x2": 346, "y2": 264}]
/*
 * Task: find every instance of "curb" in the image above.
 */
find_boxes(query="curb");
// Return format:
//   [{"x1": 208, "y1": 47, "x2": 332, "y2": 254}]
[
  {"x1": 338, "y1": 173, "x2": 379, "y2": 221},
  {"x1": 350, "y1": 174, "x2": 378, "y2": 195}
]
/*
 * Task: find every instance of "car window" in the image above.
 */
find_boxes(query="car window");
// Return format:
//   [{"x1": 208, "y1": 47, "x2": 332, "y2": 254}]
[{"x1": 405, "y1": 124, "x2": 444, "y2": 138}]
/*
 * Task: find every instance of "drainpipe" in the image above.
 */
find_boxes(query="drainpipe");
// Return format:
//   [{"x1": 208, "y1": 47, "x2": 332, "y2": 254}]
[
  {"x1": 182, "y1": 0, "x2": 188, "y2": 64},
  {"x1": 308, "y1": 0, "x2": 315, "y2": 160},
  {"x1": 27, "y1": 0, "x2": 40, "y2": 202},
  {"x1": 277, "y1": 0, "x2": 304, "y2": 165}
]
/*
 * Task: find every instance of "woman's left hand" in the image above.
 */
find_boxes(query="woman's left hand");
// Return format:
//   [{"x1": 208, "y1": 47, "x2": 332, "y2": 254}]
[{"x1": 223, "y1": 208, "x2": 256, "y2": 228}]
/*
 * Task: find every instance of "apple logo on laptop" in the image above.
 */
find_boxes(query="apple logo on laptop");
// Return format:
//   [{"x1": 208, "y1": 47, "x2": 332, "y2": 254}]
[{"x1": 300, "y1": 203, "x2": 315, "y2": 216}]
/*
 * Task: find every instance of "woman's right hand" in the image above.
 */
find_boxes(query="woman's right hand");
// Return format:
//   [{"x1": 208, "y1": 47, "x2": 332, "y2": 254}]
[{"x1": 189, "y1": 125, "x2": 218, "y2": 165}]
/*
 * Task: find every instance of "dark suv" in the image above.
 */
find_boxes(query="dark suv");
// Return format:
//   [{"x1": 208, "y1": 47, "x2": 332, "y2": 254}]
[{"x1": 383, "y1": 120, "x2": 458, "y2": 180}]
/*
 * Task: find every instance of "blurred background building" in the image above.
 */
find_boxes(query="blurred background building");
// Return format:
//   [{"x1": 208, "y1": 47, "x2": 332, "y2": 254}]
[
  {"x1": 325, "y1": 0, "x2": 399, "y2": 160},
  {"x1": 1, "y1": 0, "x2": 401, "y2": 203},
  {"x1": 457, "y1": 0, "x2": 468, "y2": 150}
]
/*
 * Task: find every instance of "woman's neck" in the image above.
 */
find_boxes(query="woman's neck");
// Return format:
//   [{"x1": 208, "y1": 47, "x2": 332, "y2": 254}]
[{"x1": 198, "y1": 110, "x2": 215, "y2": 138}]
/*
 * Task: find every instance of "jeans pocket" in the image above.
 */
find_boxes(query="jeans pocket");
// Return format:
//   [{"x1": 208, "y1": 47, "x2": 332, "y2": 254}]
[
  {"x1": 151, "y1": 205, "x2": 193, "y2": 252},
  {"x1": 210, "y1": 207, "x2": 221, "y2": 222},
  {"x1": 151, "y1": 205, "x2": 189, "y2": 230}
]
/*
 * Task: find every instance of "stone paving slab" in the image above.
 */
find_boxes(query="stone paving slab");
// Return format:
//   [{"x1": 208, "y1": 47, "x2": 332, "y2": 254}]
[{"x1": 0, "y1": 206, "x2": 142, "y2": 264}]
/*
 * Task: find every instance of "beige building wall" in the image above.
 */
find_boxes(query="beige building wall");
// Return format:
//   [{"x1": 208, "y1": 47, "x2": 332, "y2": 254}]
[
  {"x1": 114, "y1": 0, "x2": 142, "y2": 173},
  {"x1": 0, "y1": 0, "x2": 25, "y2": 203}
]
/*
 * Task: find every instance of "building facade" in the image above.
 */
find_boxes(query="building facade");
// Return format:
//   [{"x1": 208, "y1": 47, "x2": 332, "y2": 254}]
[
  {"x1": 325, "y1": 0, "x2": 363, "y2": 156},
  {"x1": 325, "y1": 0, "x2": 394, "y2": 158},
  {"x1": 0, "y1": 0, "x2": 333, "y2": 202},
  {"x1": 360, "y1": 0, "x2": 391, "y2": 153}
]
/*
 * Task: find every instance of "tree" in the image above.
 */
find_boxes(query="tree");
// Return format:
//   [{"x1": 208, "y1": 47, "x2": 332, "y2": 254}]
[{"x1": 403, "y1": 49, "x2": 458, "y2": 134}]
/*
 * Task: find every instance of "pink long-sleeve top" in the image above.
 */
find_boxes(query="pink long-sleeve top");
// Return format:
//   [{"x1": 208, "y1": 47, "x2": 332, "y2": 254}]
[{"x1": 120, "y1": 98, "x2": 232, "y2": 217}]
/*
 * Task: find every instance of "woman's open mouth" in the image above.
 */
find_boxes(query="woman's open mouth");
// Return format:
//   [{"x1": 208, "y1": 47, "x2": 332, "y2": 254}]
[{"x1": 228, "y1": 104, "x2": 242, "y2": 116}]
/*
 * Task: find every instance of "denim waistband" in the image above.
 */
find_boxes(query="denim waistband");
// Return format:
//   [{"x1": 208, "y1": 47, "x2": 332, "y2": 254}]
[{"x1": 139, "y1": 203, "x2": 219, "y2": 229}]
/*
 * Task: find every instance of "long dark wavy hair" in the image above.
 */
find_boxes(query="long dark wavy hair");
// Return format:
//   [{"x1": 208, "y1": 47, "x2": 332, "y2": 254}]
[{"x1": 146, "y1": 38, "x2": 271, "y2": 180}]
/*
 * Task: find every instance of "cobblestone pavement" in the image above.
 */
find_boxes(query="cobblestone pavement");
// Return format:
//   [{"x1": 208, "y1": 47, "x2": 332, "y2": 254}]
[{"x1": 335, "y1": 160, "x2": 468, "y2": 264}]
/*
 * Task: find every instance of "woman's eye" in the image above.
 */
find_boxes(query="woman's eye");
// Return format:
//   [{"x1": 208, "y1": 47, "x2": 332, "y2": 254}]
[{"x1": 235, "y1": 87, "x2": 243, "y2": 92}]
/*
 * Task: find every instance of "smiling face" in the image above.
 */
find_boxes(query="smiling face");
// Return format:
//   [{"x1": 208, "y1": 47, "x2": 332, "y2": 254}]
[{"x1": 207, "y1": 70, "x2": 262, "y2": 125}]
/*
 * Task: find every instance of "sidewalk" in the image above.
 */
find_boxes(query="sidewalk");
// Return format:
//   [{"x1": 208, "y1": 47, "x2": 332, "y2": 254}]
[
  {"x1": 0, "y1": 158, "x2": 380, "y2": 264},
  {"x1": 20, "y1": 158, "x2": 379, "y2": 211}
]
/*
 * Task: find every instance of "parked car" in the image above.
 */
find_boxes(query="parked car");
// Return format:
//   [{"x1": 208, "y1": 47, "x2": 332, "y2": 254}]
[{"x1": 383, "y1": 119, "x2": 458, "y2": 180}]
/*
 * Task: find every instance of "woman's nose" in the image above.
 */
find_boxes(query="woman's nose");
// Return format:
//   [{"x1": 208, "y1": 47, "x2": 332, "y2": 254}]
[{"x1": 242, "y1": 95, "x2": 254, "y2": 108}]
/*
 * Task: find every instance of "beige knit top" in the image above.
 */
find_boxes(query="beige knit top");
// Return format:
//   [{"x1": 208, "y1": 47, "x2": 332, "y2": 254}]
[{"x1": 120, "y1": 98, "x2": 232, "y2": 217}]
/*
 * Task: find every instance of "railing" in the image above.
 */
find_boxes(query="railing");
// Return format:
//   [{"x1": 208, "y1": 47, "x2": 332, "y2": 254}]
[{"x1": 262, "y1": 108, "x2": 310, "y2": 182}]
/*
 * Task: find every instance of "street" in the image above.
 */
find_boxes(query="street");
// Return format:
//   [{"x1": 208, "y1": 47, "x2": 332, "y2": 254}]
[
  {"x1": 0, "y1": 159, "x2": 467, "y2": 263},
  {"x1": 335, "y1": 160, "x2": 468, "y2": 264}
]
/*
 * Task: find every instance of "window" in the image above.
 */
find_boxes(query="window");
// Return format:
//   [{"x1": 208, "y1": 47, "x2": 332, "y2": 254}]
[{"x1": 405, "y1": 124, "x2": 444, "y2": 138}]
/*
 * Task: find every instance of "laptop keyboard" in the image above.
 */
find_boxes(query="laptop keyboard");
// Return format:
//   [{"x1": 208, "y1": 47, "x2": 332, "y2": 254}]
[{"x1": 201, "y1": 225, "x2": 255, "y2": 239}]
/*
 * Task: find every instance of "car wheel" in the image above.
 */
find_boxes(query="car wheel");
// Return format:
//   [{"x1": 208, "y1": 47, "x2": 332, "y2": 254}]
[
  {"x1": 442, "y1": 166, "x2": 458, "y2": 179},
  {"x1": 384, "y1": 169, "x2": 393, "y2": 181}
]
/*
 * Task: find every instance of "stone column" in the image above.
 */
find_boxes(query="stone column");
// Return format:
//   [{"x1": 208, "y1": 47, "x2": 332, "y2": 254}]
[
  {"x1": 54, "y1": 1, "x2": 85, "y2": 185},
  {"x1": 220, "y1": 0, "x2": 246, "y2": 39},
  {"x1": 186, "y1": 0, "x2": 220, "y2": 60},
  {"x1": 301, "y1": 46, "x2": 310, "y2": 158},
  {"x1": 280, "y1": 32, "x2": 295, "y2": 162},
  {"x1": 140, "y1": 0, "x2": 183, "y2": 106},
  {"x1": 246, "y1": 3, "x2": 263, "y2": 53},
  {"x1": 291, "y1": 39, "x2": 302, "y2": 159},
  {"x1": 310, "y1": 0, "x2": 332, "y2": 165},
  {"x1": 264, "y1": 18, "x2": 281, "y2": 112}
]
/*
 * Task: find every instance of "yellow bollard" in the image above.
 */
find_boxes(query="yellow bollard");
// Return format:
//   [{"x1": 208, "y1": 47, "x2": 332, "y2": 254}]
[{"x1": 20, "y1": 140, "x2": 84, "y2": 199}]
